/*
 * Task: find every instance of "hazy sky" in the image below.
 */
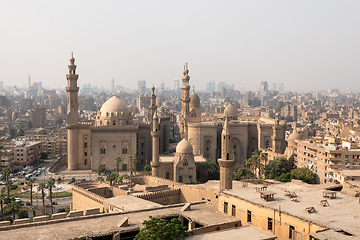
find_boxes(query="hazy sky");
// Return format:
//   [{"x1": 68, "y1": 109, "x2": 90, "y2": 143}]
[{"x1": 0, "y1": 1, "x2": 359, "y2": 92}]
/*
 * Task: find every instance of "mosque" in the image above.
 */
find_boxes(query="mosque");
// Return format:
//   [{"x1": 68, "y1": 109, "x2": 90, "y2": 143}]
[{"x1": 66, "y1": 55, "x2": 286, "y2": 184}]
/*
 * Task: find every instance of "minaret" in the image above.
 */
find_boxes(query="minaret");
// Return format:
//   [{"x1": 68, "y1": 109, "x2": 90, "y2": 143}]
[
  {"x1": 180, "y1": 63, "x2": 190, "y2": 139},
  {"x1": 151, "y1": 111, "x2": 160, "y2": 177},
  {"x1": 149, "y1": 86, "x2": 157, "y2": 128},
  {"x1": 218, "y1": 117, "x2": 235, "y2": 191},
  {"x1": 66, "y1": 53, "x2": 79, "y2": 125},
  {"x1": 66, "y1": 53, "x2": 79, "y2": 170},
  {"x1": 272, "y1": 113, "x2": 283, "y2": 153}
]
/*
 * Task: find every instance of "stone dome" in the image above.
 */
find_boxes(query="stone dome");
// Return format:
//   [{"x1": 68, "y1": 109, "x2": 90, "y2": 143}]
[
  {"x1": 190, "y1": 92, "x2": 200, "y2": 108},
  {"x1": 99, "y1": 96, "x2": 130, "y2": 117},
  {"x1": 176, "y1": 138, "x2": 193, "y2": 154},
  {"x1": 287, "y1": 129, "x2": 301, "y2": 146},
  {"x1": 224, "y1": 104, "x2": 237, "y2": 119}
]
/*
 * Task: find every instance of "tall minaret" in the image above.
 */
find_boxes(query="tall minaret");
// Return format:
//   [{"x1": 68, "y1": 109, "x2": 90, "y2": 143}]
[
  {"x1": 66, "y1": 53, "x2": 79, "y2": 170},
  {"x1": 149, "y1": 86, "x2": 157, "y2": 128},
  {"x1": 272, "y1": 113, "x2": 283, "y2": 153},
  {"x1": 66, "y1": 53, "x2": 79, "y2": 125},
  {"x1": 151, "y1": 111, "x2": 160, "y2": 177},
  {"x1": 180, "y1": 63, "x2": 190, "y2": 139},
  {"x1": 218, "y1": 117, "x2": 235, "y2": 191}
]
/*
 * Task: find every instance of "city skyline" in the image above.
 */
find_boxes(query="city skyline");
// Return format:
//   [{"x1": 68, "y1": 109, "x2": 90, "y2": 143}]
[{"x1": 0, "y1": 1, "x2": 359, "y2": 92}]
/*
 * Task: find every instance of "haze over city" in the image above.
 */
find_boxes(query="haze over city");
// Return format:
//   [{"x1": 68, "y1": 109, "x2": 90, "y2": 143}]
[{"x1": 1, "y1": 0, "x2": 359, "y2": 92}]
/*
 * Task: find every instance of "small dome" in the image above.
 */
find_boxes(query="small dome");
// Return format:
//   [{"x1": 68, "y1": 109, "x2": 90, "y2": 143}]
[
  {"x1": 190, "y1": 92, "x2": 200, "y2": 108},
  {"x1": 176, "y1": 139, "x2": 193, "y2": 154},
  {"x1": 224, "y1": 104, "x2": 237, "y2": 119},
  {"x1": 99, "y1": 96, "x2": 129, "y2": 117},
  {"x1": 288, "y1": 129, "x2": 301, "y2": 146}
]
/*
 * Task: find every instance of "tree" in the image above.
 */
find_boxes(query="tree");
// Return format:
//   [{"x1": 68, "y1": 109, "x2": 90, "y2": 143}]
[
  {"x1": 57, "y1": 177, "x2": 62, "y2": 184},
  {"x1": 29, "y1": 205, "x2": 37, "y2": 218},
  {"x1": 264, "y1": 157, "x2": 291, "y2": 180},
  {"x1": 96, "y1": 176, "x2": 104, "y2": 182},
  {"x1": 2, "y1": 168, "x2": 10, "y2": 182},
  {"x1": 131, "y1": 158, "x2": 138, "y2": 176},
  {"x1": 97, "y1": 164, "x2": 106, "y2": 175},
  {"x1": 134, "y1": 216, "x2": 188, "y2": 240},
  {"x1": 106, "y1": 173, "x2": 117, "y2": 185},
  {"x1": 198, "y1": 159, "x2": 219, "y2": 181},
  {"x1": 115, "y1": 157, "x2": 122, "y2": 176},
  {"x1": 69, "y1": 177, "x2": 76, "y2": 184},
  {"x1": 144, "y1": 164, "x2": 152, "y2": 174},
  {"x1": 186, "y1": 178, "x2": 198, "y2": 184},
  {"x1": 246, "y1": 149, "x2": 267, "y2": 178},
  {"x1": 37, "y1": 182, "x2": 47, "y2": 215},
  {"x1": 0, "y1": 193, "x2": 6, "y2": 219},
  {"x1": 40, "y1": 152, "x2": 48, "y2": 160},
  {"x1": 15, "y1": 129, "x2": 24, "y2": 138},
  {"x1": 290, "y1": 167, "x2": 316, "y2": 184},
  {"x1": 6, "y1": 199, "x2": 20, "y2": 220},
  {"x1": 5, "y1": 180, "x2": 12, "y2": 199},
  {"x1": 28, "y1": 179, "x2": 35, "y2": 206},
  {"x1": 17, "y1": 209, "x2": 28, "y2": 219},
  {"x1": 47, "y1": 178, "x2": 55, "y2": 215},
  {"x1": 234, "y1": 168, "x2": 254, "y2": 181}
]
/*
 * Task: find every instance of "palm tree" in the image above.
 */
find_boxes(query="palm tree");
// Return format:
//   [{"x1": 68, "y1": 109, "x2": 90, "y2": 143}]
[
  {"x1": 47, "y1": 178, "x2": 55, "y2": 215},
  {"x1": 0, "y1": 193, "x2": 6, "y2": 219},
  {"x1": 28, "y1": 179, "x2": 35, "y2": 207},
  {"x1": 29, "y1": 205, "x2": 37, "y2": 218},
  {"x1": 96, "y1": 176, "x2": 104, "y2": 182},
  {"x1": 37, "y1": 183, "x2": 47, "y2": 215},
  {"x1": 246, "y1": 149, "x2": 267, "y2": 178},
  {"x1": 130, "y1": 158, "x2": 138, "y2": 176},
  {"x1": 106, "y1": 173, "x2": 117, "y2": 186},
  {"x1": 115, "y1": 157, "x2": 121, "y2": 176},
  {"x1": 199, "y1": 159, "x2": 219, "y2": 181},
  {"x1": 2, "y1": 168, "x2": 10, "y2": 182},
  {"x1": 5, "y1": 180, "x2": 12, "y2": 199},
  {"x1": 6, "y1": 199, "x2": 20, "y2": 220}
]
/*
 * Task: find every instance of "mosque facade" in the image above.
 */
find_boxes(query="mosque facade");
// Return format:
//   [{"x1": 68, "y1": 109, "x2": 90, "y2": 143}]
[{"x1": 66, "y1": 55, "x2": 170, "y2": 172}]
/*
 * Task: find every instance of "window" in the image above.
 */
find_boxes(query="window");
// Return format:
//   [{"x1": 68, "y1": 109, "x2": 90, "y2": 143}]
[
  {"x1": 84, "y1": 159, "x2": 87, "y2": 165},
  {"x1": 266, "y1": 141, "x2": 269, "y2": 148},
  {"x1": 268, "y1": 218, "x2": 273, "y2": 231},
  {"x1": 100, "y1": 147, "x2": 106, "y2": 155},
  {"x1": 141, "y1": 143, "x2": 144, "y2": 147},
  {"x1": 122, "y1": 147, "x2": 127, "y2": 154},
  {"x1": 183, "y1": 160, "x2": 188, "y2": 166},
  {"x1": 224, "y1": 202, "x2": 228, "y2": 214},
  {"x1": 113, "y1": 120, "x2": 116, "y2": 125},
  {"x1": 84, "y1": 142, "x2": 87, "y2": 148},
  {"x1": 179, "y1": 176, "x2": 183, "y2": 182},
  {"x1": 231, "y1": 205, "x2": 236, "y2": 216},
  {"x1": 84, "y1": 152, "x2": 87, "y2": 156},
  {"x1": 166, "y1": 172, "x2": 170, "y2": 179},
  {"x1": 289, "y1": 225, "x2": 295, "y2": 239},
  {"x1": 247, "y1": 210, "x2": 251, "y2": 222}
]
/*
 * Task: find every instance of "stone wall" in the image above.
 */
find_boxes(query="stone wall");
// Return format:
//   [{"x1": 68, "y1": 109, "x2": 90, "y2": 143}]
[
  {"x1": 136, "y1": 189, "x2": 181, "y2": 205},
  {"x1": 72, "y1": 183, "x2": 105, "y2": 212}
]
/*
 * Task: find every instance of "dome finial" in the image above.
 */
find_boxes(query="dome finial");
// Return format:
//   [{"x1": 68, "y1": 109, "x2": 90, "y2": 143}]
[{"x1": 151, "y1": 85, "x2": 155, "y2": 95}]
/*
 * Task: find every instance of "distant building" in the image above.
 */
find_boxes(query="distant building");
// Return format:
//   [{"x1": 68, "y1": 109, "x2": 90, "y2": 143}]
[
  {"x1": 12, "y1": 141, "x2": 41, "y2": 168},
  {"x1": 138, "y1": 80, "x2": 146, "y2": 94},
  {"x1": 278, "y1": 82, "x2": 284, "y2": 92},
  {"x1": 32, "y1": 107, "x2": 47, "y2": 128},
  {"x1": 0, "y1": 81, "x2": 3, "y2": 90},
  {"x1": 173, "y1": 79, "x2": 179, "y2": 91}
]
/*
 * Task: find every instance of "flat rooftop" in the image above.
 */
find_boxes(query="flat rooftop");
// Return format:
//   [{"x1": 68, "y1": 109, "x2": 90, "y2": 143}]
[
  {"x1": 186, "y1": 225, "x2": 276, "y2": 240},
  {"x1": 104, "y1": 195, "x2": 162, "y2": 211},
  {"x1": 215, "y1": 181, "x2": 360, "y2": 237},
  {"x1": 0, "y1": 202, "x2": 236, "y2": 240}
]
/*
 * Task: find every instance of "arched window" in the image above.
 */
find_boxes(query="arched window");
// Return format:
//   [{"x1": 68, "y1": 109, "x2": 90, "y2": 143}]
[
  {"x1": 122, "y1": 147, "x2": 127, "y2": 155},
  {"x1": 113, "y1": 120, "x2": 116, "y2": 125},
  {"x1": 183, "y1": 159, "x2": 188, "y2": 167},
  {"x1": 100, "y1": 147, "x2": 106, "y2": 155}
]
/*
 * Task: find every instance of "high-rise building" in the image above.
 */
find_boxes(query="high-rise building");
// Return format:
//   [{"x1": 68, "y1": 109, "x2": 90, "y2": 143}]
[
  {"x1": 161, "y1": 82, "x2": 165, "y2": 91},
  {"x1": 270, "y1": 82, "x2": 277, "y2": 91},
  {"x1": 138, "y1": 80, "x2": 146, "y2": 94},
  {"x1": 173, "y1": 79, "x2": 179, "y2": 91},
  {"x1": 216, "y1": 82, "x2": 225, "y2": 92},
  {"x1": 111, "y1": 78, "x2": 115, "y2": 93},
  {"x1": 206, "y1": 81, "x2": 215, "y2": 92},
  {"x1": 278, "y1": 82, "x2": 284, "y2": 92}
]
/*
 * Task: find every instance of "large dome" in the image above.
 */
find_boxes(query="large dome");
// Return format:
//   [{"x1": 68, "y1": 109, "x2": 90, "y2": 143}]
[
  {"x1": 99, "y1": 96, "x2": 129, "y2": 117},
  {"x1": 190, "y1": 92, "x2": 200, "y2": 108},
  {"x1": 224, "y1": 104, "x2": 237, "y2": 119},
  {"x1": 287, "y1": 129, "x2": 301, "y2": 146},
  {"x1": 176, "y1": 139, "x2": 193, "y2": 154}
]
